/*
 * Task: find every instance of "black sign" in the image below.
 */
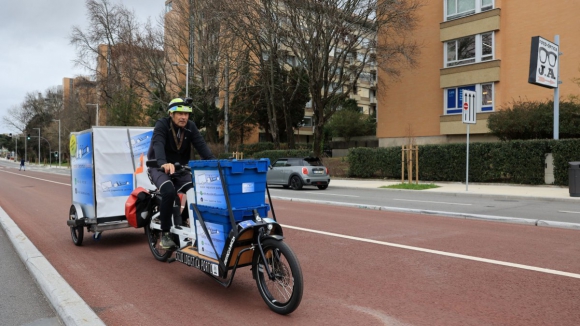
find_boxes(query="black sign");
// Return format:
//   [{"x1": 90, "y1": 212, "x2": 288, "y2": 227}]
[{"x1": 528, "y1": 36, "x2": 559, "y2": 89}]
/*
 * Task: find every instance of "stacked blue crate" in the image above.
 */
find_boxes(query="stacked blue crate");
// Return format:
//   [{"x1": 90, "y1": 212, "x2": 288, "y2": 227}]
[{"x1": 189, "y1": 159, "x2": 270, "y2": 259}]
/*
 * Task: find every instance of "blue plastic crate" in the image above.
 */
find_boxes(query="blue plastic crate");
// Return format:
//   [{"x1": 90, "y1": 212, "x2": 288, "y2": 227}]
[
  {"x1": 192, "y1": 204, "x2": 270, "y2": 224},
  {"x1": 193, "y1": 204, "x2": 270, "y2": 259},
  {"x1": 189, "y1": 159, "x2": 269, "y2": 210}
]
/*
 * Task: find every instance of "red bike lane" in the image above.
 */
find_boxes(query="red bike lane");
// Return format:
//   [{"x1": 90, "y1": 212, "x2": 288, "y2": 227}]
[{"x1": 1, "y1": 169, "x2": 579, "y2": 325}]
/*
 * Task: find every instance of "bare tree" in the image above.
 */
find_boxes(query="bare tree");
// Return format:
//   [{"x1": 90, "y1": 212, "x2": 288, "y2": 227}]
[
  {"x1": 275, "y1": 0, "x2": 421, "y2": 155},
  {"x1": 70, "y1": 0, "x2": 166, "y2": 126},
  {"x1": 164, "y1": 0, "x2": 247, "y2": 144},
  {"x1": 215, "y1": 0, "x2": 289, "y2": 147}
]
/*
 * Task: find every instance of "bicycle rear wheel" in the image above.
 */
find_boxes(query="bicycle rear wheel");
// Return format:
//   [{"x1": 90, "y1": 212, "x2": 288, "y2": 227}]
[{"x1": 253, "y1": 239, "x2": 303, "y2": 315}]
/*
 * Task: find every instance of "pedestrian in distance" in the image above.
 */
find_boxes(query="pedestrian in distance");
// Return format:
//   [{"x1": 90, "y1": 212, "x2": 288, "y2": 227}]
[{"x1": 19, "y1": 158, "x2": 25, "y2": 171}]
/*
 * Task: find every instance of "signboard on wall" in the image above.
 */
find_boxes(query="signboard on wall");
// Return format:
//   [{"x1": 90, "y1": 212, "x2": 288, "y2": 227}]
[{"x1": 528, "y1": 36, "x2": 559, "y2": 88}]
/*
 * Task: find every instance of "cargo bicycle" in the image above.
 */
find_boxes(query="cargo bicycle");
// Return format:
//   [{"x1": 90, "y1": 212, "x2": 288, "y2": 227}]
[{"x1": 142, "y1": 159, "x2": 303, "y2": 315}]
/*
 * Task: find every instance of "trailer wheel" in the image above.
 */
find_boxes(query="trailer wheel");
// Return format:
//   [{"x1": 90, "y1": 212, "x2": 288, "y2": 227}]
[{"x1": 69, "y1": 205, "x2": 84, "y2": 246}]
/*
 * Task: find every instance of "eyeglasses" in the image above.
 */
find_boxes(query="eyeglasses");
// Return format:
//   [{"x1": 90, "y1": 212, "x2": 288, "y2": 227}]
[{"x1": 539, "y1": 48, "x2": 558, "y2": 67}]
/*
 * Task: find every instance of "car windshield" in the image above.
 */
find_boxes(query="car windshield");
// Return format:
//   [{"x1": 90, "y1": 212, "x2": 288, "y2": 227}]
[{"x1": 303, "y1": 157, "x2": 323, "y2": 166}]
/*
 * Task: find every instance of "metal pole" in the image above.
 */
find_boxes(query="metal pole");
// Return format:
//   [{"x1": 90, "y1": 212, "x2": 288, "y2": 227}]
[
  {"x1": 185, "y1": 63, "x2": 189, "y2": 98},
  {"x1": 553, "y1": 35, "x2": 560, "y2": 140},
  {"x1": 37, "y1": 129, "x2": 40, "y2": 165},
  {"x1": 25, "y1": 134, "x2": 27, "y2": 163},
  {"x1": 58, "y1": 120, "x2": 61, "y2": 166},
  {"x1": 33, "y1": 128, "x2": 40, "y2": 165},
  {"x1": 53, "y1": 120, "x2": 61, "y2": 167},
  {"x1": 466, "y1": 124, "x2": 470, "y2": 191},
  {"x1": 15, "y1": 137, "x2": 17, "y2": 162}
]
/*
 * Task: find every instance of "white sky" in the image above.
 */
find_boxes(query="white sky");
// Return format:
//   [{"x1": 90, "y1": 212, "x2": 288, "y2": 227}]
[{"x1": 0, "y1": 0, "x2": 163, "y2": 134}]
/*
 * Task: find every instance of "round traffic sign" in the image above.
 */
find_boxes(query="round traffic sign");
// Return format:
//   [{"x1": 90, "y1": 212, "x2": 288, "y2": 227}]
[{"x1": 463, "y1": 102, "x2": 469, "y2": 110}]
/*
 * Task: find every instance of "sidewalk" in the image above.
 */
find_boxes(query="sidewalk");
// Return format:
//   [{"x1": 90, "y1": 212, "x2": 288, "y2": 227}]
[{"x1": 330, "y1": 178, "x2": 578, "y2": 202}]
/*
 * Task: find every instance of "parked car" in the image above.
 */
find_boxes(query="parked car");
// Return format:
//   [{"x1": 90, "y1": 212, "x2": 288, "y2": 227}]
[{"x1": 267, "y1": 157, "x2": 330, "y2": 190}]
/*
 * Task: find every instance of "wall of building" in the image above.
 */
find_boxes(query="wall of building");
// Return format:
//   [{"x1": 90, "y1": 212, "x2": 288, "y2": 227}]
[{"x1": 378, "y1": 0, "x2": 580, "y2": 146}]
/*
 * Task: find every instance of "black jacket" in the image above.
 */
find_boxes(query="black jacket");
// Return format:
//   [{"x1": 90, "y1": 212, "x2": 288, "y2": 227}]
[{"x1": 147, "y1": 117, "x2": 215, "y2": 166}]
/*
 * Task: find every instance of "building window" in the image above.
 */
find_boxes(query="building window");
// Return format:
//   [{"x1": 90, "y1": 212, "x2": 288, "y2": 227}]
[
  {"x1": 445, "y1": 32, "x2": 494, "y2": 67},
  {"x1": 445, "y1": 0, "x2": 494, "y2": 21},
  {"x1": 302, "y1": 117, "x2": 313, "y2": 127},
  {"x1": 444, "y1": 83, "x2": 494, "y2": 115},
  {"x1": 165, "y1": 1, "x2": 173, "y2": 13}
]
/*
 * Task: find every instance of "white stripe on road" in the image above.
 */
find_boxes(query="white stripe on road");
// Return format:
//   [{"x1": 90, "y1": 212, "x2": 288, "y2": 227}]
[
  {"x1": 308, "y1": 193, "x2": 360, "y2": 197},
  {"x1": 282, "y1": 224, "x2": 580, "y2": 279},
  {"x1": 558, "y1": 210, "x2": 580, "y2": 214},
  {"x1": 394, "y1": 198, "x2": 472, "y2": 206},
  {"x1": 0, "y1": 170, "x2": 70, "y2": 186}
]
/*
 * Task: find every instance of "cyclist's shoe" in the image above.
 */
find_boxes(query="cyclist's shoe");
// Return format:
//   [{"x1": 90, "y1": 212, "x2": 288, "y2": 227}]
[{"x1": 160, "y1": 232, "x2": 176, "y2": 249}]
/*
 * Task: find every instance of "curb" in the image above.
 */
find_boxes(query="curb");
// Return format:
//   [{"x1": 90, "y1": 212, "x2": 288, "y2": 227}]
[
  {"x1": 329, "y1": 184, "x2": 580, "y2": 204},
  {"x1": 0, "y1": 206, "x2": 105, "y2": 326},
  {"x1": 270, "y1": 196, "x2": 580, "y2": 230}
]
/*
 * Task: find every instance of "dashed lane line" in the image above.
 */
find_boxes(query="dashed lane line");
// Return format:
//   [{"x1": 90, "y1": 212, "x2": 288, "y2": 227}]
[
  {"x1": 393, "y1": 198, "x2": 472, "y2": 206},
  {"x1": 558, "y1": 210, "x2": 580, "y2": 214}
]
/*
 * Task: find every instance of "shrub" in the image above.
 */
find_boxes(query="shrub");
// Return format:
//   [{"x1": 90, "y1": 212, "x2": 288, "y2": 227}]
[{"x1": 488, "y1": 99, "x2": 580, "y2": 140}]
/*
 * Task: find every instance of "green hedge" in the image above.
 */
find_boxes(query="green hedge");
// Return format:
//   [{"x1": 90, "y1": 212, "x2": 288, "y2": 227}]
[
  {"x1": 552, "y1": 139, "x2": 580, "y2": 185},
  {"x1": 347, "y1": 139, "x2": 580, "y2": 185}
]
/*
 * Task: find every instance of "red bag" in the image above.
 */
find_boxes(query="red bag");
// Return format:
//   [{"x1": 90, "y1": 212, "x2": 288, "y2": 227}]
[{"x1": 125, "y1": 187, "x2": 151, "y2": 228}]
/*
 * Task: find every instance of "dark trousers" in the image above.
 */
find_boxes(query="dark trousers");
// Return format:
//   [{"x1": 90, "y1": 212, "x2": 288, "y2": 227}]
[{"x1": 148, "y1": 168, "x2": 192, "y2": 231}]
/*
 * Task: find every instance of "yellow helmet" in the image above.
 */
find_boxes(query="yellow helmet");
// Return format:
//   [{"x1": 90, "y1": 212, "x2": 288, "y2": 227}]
[{"x1": 167, "y1": 97, "x2": 193, "y2": 113}]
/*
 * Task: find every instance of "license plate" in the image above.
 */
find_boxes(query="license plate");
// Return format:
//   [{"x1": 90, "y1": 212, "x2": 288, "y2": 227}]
[
  {"x1": 175, "y1": 251, "x2": 220, "y2": 276},
  {"x1": 313, "y1": 170, "x2": 323, "y2": 174}
]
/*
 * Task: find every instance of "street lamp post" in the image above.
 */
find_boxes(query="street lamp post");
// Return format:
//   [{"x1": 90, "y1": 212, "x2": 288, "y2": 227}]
[
  {"x1": 172, "y1": 62, "x2": 189, "y2": 98},
  {"x1": 87, "y1": 103, "x2": 99, "y2": 126},
  {"x1": 9, "y1": 133, "x2": 17, "y2": 161},
  {"x1": 44, "y1": 97, "x2": 62, "y2": 166},
  {"x1": 33, "y1": 128, "x2": 40, "y2": 165},
  {"x1": 53, "y1": 119, "x2": 61, "y2": 167}
]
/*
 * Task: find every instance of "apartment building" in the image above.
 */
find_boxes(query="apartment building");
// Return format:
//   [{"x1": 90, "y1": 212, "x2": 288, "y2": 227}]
[{"x1": 378, "y1": 0, "x2": 580, "y2": 147}]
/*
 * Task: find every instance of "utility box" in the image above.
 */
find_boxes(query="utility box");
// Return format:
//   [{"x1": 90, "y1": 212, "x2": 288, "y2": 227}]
[
  {"x1": 568, "y1": 162, "x2": 580, "y2": 197},
  {"x1": 544, "y1": 153, "x2": 554, "y2": 184}
]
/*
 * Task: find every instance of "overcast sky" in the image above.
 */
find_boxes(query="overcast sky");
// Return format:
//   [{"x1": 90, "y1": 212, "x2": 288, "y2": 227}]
[{"x1": 0, "y1": 0, "x2": 163, "y2": 134}]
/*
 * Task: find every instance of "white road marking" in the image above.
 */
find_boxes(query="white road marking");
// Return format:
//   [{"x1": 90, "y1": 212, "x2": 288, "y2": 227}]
[
  {"x1": 0, "y1": 170, "x2": 70, "y2": 186},
  {"x1": 282, "y1": 224, "x2": 580, "y2": 279},
  {"x1": 308, "y1": 193, "x2": 359, "y2": 197},
  {"x1": 558, "y1": 210, "x2": 580, "y2": 214},
  {"x1": 394, "y1": 198, "x2": 471, "y2": 206}
]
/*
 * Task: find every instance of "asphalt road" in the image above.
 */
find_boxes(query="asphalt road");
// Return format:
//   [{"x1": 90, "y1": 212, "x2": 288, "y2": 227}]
[
  {"x1": 1, "y1": 166, "x2": 580, "y2": 325},
  {"x1": 267, "y1": 185, "x2": 580, "y2": 224}
]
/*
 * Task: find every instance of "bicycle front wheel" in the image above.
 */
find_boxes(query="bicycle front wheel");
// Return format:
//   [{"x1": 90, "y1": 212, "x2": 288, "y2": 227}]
[
  {"x1": 253, "y1": 239, "x2": 303, "y2": 315},
  {"x1": 145, "y1": 222, "x2": 173, "y2": 262}
]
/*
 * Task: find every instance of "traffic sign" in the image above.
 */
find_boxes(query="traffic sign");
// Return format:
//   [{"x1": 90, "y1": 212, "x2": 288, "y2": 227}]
[{"x1": 462, "y1": 90, "x2": 476, "y2": 124}]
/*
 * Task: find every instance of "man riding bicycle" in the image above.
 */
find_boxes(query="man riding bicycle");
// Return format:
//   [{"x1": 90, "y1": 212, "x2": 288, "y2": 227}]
[{"x1": 147, "y1": 97, "x2": 215, "y2": 249}]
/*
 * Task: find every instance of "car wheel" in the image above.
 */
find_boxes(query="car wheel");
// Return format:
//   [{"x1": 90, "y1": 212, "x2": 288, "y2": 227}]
[{"x1": 289, "y1": 176, "x2": 303, "y2": 190}]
